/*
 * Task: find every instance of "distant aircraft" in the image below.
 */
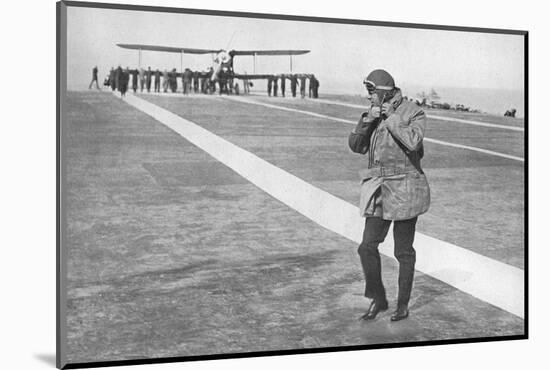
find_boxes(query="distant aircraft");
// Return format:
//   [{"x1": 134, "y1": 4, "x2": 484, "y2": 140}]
[{"x1": 116, "y1": 44, "x2": 310, "y2": 82}]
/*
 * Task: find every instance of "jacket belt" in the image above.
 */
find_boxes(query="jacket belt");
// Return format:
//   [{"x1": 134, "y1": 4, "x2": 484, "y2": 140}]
[{"x1": 359, "y1": 166, "x2": 418, "y2": 180}]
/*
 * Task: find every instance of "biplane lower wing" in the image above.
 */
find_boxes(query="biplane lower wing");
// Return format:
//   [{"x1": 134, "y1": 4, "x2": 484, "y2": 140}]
[
  {"x1": 233, "y1": 73, "x2": 313, "y2": 79},
  {"x1": 231, "y1": 50, "x2": 310, "y2": 56},
  {"x1": 233, "y1": 74, "x2": 275, "y2": 80}
]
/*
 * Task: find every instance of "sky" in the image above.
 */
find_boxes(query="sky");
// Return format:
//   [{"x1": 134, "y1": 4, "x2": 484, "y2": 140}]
[{"x1": 67, "y1": 6, "x2": 525, "y2": 97}]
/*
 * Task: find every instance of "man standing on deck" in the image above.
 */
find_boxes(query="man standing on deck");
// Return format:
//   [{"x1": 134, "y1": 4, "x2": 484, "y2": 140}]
[
  {"x1": 170, "y1": 68, "x2": 178, "y2": 93},
  {"x1": 273, "y1": 76, "x2": 279, "y2": 97},
  {"x1": 139, "y1": 68, "x2": 145, "y2": 92},
  {"x1": 299, "y1": 75, "x2": 306, "y2": 98},
  {"x1": 267, "y1": 76, "x2": 273, "y2": 97},
  {"x1": 119, "y1": 67, "x2": 129, "y2": 97},
  {"x1": 200, "y1": 70, "x2": 207, "y2": 94},
  {"x1": 311, "y1": 75, "x2": 320, "y2": 98},
  {"x1": 154, "y1": 69, "x2": 161, "y2": 93},
  {"x1": 145, "y1": 67, "x2": 152, "y2": 93},
  {"x1": 88, "y1": 66, "x2": 100, "y2": 90},
  {"x1": 193, "y1": 70, "x2": 199, "y2": 93},
  {"x1": 183, "y1": 68, "x2": 192, "y2": 95},
  {"x1": 108, "y1": 67, "x2": 115, "y2": 91},
  {"x1": 348, "y1": 69, "x2": 430, "y2": 322},
  {"x1": 131, "y1": 69, "x2": 138, "y2": 93},
  {"x1": 115, "y1": 65, "x2": 122, "y2": 92},
  {"x1": 162, "y1": 69, "x2": 169, "y2": 93},
  {"x1": 290, "y1": 74, "x2": 298, "y2": 97}
]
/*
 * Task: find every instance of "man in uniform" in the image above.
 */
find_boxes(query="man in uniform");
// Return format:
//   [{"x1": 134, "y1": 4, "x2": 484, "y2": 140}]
[
  {"x1": 131, "y1": 68, "x2": 138, "y2": 93},
  {"x1": 290, "y1": 74, "x2": 298, "y2": 97},
  {"x1": 267, "y1": 76, "x2": 273, "y2": 97},
  {"x1": 139, "y1": 68, "x2": 145, "y2": 92},
  {"x1": 299, "y1": 75, "x2": 307, "y2": 98},
  {"x1": 154, "y1": 69, "x2": 161, "y2": 93},
  {"x1": 119, "y1": 67, "x2": 130, "y2": 97},
  {"x1": 207, "y1": 67, "x2": 215, "y2": 94},
  {"x1": 273, "y1": 76, "x2": 278, "y2": 97},
  {"x1": 200, "y1": 70, "x2": 207, "y2": 94},
  {"x1": 167, "y1": 69, "x2": 174, "y2": 92},
  {"x1": 146, "y1": 67, "x2": 152, "y2": 93},
  {"x1": 162, "y1": 69, "x2": 169, "y2": 93},
  {"x1": 170, "y1": 68, "x2": 178, "y2": 93},
  {"x1": 115, "y1": 65, "x2": 122, "y2": 92},
  {"x1": 183, "y1": 68, "x2": 192, "y2": 95},
  {"x1": 280, "y1": 74, "x2": 286, "y2": 97},
  {"x1": 311, "y1": 75, "x2": 320, "y2": 98},
  {"x1": 109, "y1": 67, "x2": 116, "y2": 91},
  {"x1": 193, "y1": 70, "x2": 199, "y2": 93},
  {"x1": 88, "y1": 66, "x2": 100, "y2": 90},
  {"x1": 348, "y1": 69, "x2": 430, "y2": 322}
]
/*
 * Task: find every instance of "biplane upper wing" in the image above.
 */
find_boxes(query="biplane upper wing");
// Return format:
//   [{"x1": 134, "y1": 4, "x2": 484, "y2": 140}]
[
  {"x1": 117, "y1": 44, "x2": 221, "y2": 54},
  {"x1": 231, "y1": 50, "x2": 310, "y2": 56},
  {"x1": 117, "y1": 44, "x2": 310, "y2": 56}
]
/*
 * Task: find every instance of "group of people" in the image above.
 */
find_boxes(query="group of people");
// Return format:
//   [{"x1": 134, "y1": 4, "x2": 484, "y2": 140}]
[
  {"x1": 266, "y1": 74, "x2": 320, "y2": 98},
  {"x1": 90, "y1": 66, "x2": 320, "y2": 99},
  {"x1": 103, "y1": 66, "x2": 229, "y2": 97}
]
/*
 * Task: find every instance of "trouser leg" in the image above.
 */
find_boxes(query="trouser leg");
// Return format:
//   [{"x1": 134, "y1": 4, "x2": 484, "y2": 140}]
[
  {"x1": 357, "y1": 217, "x2": 392, "y2": 301},
  {"x1": 393, "y1": 217, "x2": 418, "y2": 308}
]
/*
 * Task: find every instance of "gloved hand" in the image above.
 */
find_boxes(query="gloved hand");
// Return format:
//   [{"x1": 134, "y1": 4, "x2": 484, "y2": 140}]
[
  {"x1": 355, "y1": 111, "x2": 376, "y2": 134},
  {"x1": 381, "y1": 102, "x2": 394, "y2": 117},
  {"x1": 349, "y1": 111, "x2": 378, "y2": 154},
  {"x1": 370, "y1": 102, "x2": 393, "y2": 119}
]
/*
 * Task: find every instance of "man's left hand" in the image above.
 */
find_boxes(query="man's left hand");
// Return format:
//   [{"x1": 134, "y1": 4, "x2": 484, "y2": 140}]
[{"x1": 381, "y1": 102, "x2": 393, "y2": 117}]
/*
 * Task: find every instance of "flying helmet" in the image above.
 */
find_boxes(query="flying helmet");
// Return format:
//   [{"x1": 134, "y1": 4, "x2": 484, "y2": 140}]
[{"x1": 363, "y1": 69, "x2": 396, "y2": 102}]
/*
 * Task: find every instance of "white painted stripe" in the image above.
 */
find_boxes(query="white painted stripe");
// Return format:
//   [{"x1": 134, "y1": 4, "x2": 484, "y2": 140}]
[
  {"x1": 224, "y1": 96, "x2": 354, "y2": 124},
  {"x1": 311, "y1": 97, "x2": 524, "y2": 132},
  {"x1": 136, "y1": 92, "x2": 219, "y2": 99},
  {"x1": 309, "y1": 98, "x2": 365, "y2": 109},
  {"x1": 428, "y1": 114, "x2": 524, "y2": 132},
  {"x1": 119, "y1": 93, "x2": 524, "y2": 319},
  {"x1": 224, "y1": 96, "x2": 524, "y2": 162},
  {"x1": 426, "y1": 138, "x2": 524, "y2": 162}
]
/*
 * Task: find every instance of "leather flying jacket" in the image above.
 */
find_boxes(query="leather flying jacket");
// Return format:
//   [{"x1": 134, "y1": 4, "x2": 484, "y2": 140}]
[{"x1": 348, "y1": 89, "x2": 430, "y2": 220}]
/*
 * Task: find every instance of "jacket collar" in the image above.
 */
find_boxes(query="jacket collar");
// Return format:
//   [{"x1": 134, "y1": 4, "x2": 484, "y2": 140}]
[
  {"x1": 389, "y1": 88, "x2": 403, "y2": 109},
  {"x1": 365, "y1": 88, "x2": 403, "y2": 112}
]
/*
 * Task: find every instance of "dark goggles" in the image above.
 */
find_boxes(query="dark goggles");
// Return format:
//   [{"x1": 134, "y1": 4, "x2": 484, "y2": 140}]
[{"x1": 363, "y1": 79, "x2": 376, "y2": 94}]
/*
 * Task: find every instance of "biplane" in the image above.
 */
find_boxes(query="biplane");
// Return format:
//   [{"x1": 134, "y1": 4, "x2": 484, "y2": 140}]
[{"x1": 116, "y1": 44, "x2": 311, "y2": 82}]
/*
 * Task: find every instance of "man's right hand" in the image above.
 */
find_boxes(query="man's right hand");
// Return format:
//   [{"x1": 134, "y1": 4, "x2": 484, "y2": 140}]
[
  {"x1": 370, "y1": 106, "x2": 382, "y2": 119},
  {"x1": 356, "y1": 112, "x2": 373, "y2": 133}
]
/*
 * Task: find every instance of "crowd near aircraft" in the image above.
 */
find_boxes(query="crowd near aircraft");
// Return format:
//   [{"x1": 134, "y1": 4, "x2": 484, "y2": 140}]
[{"x1": 102, "y1": 43, "x2": 318, "y2": 97}]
